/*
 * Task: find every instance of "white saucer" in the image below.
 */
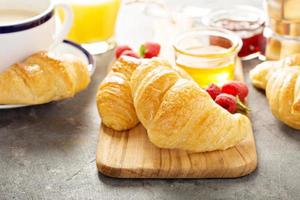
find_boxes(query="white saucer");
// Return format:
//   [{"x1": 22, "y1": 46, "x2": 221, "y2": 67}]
[{"x1": 0, "y1": 40, "x2": 95, "y2": 109}]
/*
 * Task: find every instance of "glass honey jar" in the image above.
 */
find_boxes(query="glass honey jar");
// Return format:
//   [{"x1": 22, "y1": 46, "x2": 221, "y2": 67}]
[{"x1": 173, "y1": 28, "x2": 242, "y2": 88}]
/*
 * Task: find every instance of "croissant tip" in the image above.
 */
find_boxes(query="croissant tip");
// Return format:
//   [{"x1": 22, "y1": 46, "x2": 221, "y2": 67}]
[
  {"x1": 292, "y1": 102, "x2": 300, "y2": 114},
  {"x1": 118, "y1": 55, "x2": 141, "y2": 65}
]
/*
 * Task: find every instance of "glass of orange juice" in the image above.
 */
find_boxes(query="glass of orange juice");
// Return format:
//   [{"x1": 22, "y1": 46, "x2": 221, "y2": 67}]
[
  {"x1": 59, "y1": 0, "x2": 121, "y2": 54},
  {"x1": 173, "y1": 28, "x2": 242, "y2": 88}
]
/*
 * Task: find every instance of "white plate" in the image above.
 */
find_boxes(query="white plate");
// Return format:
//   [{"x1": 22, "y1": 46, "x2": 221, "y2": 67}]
[{"x1": 0, "y1": 40, "x2": 95, "y2": 109}]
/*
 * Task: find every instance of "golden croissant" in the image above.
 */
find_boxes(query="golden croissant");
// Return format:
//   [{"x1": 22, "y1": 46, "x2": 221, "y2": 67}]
[
  {"x1": 96, "y1": 56, "x2": 193, "y2": 131},
  {"x1": 250, "y1": 54, "x2": 300, "y2": 129},
  {"x1": 96, "y1": 56, "x2": 140, "y2": 131},
  {"x1": 131, "y1": 58, "x2": 250, "y2": 152},
  {"x1": 97, "y1": 57, "x2": 250, "y2": 152},
  {"x1": 0, "y1": 51, "x2": 90, "y2": 105}
]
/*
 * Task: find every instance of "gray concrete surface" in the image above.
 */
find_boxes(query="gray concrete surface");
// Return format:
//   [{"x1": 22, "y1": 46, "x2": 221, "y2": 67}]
[
  {"x1": 2, "y1": 0, "x2": 300, "y2": 199},
  {"x1": 1, "y1": 51, "x2": 300, "y2": 200}
]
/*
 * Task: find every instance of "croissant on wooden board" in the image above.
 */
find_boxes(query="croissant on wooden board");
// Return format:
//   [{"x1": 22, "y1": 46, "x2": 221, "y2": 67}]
[
  {"x1": 250, "y1": 54, "x2": 300, "y2": 129},
  {"x1": 96, "y1": 56, "x2": 189, "y2": 131},
  {"x1": 0, "y1": 51, "x2": 90, "y2": 105},
  {"x1": 131, "y1": 58, "x2": 250, "y2": 152},
  {"x1": 96, "y1": 56, "x2": 193, "y2": 131},
  {"x1": 97, "y1": 57, "x2": 250, "y2": 152},
  {"x1": 96, "y1": 56, "x2": 140, "y2": 131}
]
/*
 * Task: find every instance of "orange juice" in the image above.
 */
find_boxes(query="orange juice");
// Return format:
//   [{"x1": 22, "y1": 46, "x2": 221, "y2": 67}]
[
  {"x1": 59, "y1": 0, "x2": 120, "y2": 44},
  {"x1": 175, "y1": 46, "x2": 235, "y2": 88}
]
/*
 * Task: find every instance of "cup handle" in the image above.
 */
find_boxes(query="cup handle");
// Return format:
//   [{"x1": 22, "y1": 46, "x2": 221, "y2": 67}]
[{"x1": 50, "y1": 3, "x2": 73, "y2": 50}]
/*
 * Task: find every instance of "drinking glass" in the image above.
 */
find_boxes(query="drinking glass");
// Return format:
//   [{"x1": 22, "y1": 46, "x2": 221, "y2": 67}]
[
  {"x1": 58, "y1": 0, "x2": 121, "y2": 54},
  {"x1": 265, "y1": 0, "x2": 300, "y2": 37}
]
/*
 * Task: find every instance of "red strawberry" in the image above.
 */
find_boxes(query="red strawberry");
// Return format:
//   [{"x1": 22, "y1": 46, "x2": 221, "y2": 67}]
[
  {"x1": 215, "y1": 94, "x2": 237, "y2": 113},
  {"x1": 206, "y1": 83, "x2": 221, "y2": 100},
  {"x1": 221, "y1": 81, "x2": 249, "y2": 102},
  {"x1": 140, "y1": 42, "x2": 161, "y2": 58},
  {"x1": 115, "y1": 45, "x2": 132, "y2": 59},
  {"x1": 120, "y1": 50, "x2": 139, "y2": 58}
]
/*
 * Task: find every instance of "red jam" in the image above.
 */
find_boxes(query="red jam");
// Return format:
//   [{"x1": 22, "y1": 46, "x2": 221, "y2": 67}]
[
  {"x1": 238, "y1": 32, "x2": 266, "y2": 57},
  {"x1": 214, "y1": 18, "x2": 266, "y2": 58},
  {"x1": 203, "y1": 5, "x2": 266, "y2": 60}
]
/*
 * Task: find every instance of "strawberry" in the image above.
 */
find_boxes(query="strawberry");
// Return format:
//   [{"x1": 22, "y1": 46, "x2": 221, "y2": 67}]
[
  {"x1": 115, "y1": 45, "x2": 132, "y2": 59},
  {"x1": 206, "y1": 83, "x2": 221, "y2": 100},
  {"x1": 221, "y1": 81, "x2": 249, "y2": 102},
  {"x1": 140, "y1": 42, "x2": 161, "y2": 58},
  {"x1": 215, "y1": 94, "x2": 237, "y2": 113},
  {"x1": 120, "y1": 50, "x2": 139, "y2": 58}
]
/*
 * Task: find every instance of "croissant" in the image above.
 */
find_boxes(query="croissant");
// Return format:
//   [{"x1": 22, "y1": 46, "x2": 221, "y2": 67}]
[
  {"x1": 96, "y1": 56, "x2": 192, "y2": 131},
  {"x1": 130, "y1": 59, "x2": 250, "y2": 152},
  {"x1": 250, "y1": 54, "x2": 300, "y2": 129},
  {"x1": 96, "y1": 56, "x2": 140, "y2": 131},
  {"x1": 0, "y1": 51, "x2": 90, "y2": 105}
]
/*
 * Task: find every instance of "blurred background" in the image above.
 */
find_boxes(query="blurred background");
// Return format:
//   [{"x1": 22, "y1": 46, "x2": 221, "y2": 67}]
[{"x1": 116, "y1": 0, "x2": 263, "y2": 47}]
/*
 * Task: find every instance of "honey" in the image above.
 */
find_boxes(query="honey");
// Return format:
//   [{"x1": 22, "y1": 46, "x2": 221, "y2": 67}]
[
  {"x1": 173, "y1": 28, "x2": 242, "y2": 88},
  {"x1": 175, "y1": 46, "x2": 235, "y2": 88}
]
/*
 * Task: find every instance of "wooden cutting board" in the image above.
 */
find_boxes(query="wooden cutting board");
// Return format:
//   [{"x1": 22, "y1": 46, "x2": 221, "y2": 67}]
[{"x1": 96, "y1": 60, "x2": 257, "y2": 178}]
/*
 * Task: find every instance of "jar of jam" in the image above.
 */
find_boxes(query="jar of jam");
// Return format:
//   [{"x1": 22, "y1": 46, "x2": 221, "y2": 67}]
[{"x1": 203, "y1": 5, "x2": 266, "y2": 60}]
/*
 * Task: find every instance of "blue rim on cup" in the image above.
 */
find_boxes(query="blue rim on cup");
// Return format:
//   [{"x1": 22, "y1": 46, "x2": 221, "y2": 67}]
[
  {"x1": 0, "y1": 7, "x2": 54, "y2": 34},
  {"x1": 0, "y1": 0, "x2": 73, "y2": 71}
]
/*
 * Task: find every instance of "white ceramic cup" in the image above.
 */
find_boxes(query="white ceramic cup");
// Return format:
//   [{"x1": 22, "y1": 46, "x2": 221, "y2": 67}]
[{"x1": 0, "y1": 0, "x2": 73, "y2": 72}]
